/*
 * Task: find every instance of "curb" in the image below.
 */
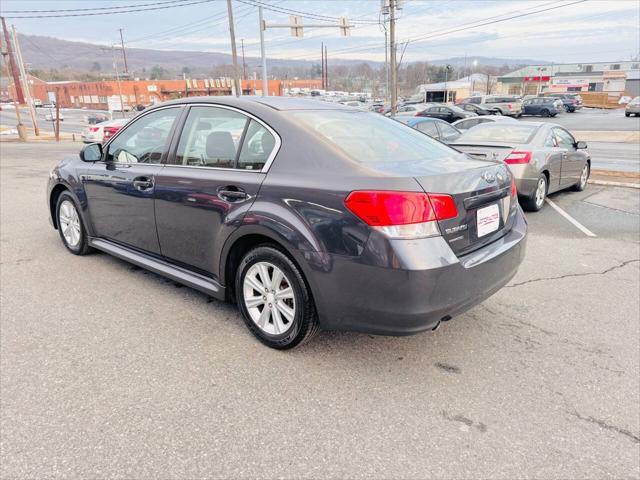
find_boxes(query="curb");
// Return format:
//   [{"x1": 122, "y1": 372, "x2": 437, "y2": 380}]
[{"x1": 588, "y1": 179, "x2": 640, "y2": 189}]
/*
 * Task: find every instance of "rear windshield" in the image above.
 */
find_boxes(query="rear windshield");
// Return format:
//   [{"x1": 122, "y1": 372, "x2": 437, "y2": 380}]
[
  {"x1": 289, "y1": 110, "x2": 459, "y2": 164},
  {"x1": 456, "y1": 123, "x2": 537, "y2": 144}
]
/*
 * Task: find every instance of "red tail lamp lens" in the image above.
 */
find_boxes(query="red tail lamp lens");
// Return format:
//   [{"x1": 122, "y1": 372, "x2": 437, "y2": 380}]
[{"x1": 345, "y1": 191, "x2": 457, "y2": 227}]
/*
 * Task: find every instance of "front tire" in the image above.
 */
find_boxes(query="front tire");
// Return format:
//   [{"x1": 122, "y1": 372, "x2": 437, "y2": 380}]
[
  {"x1": 235, "y1": 246, "x2": 319, "y2": 349},
  {"x1": 521, "y1": 174, "x2": 547, "y2": 212},
  {"x1": 626, "y1": 112, "x2": 631, "y2": 117},
  {"x1": 56, "y1": 192, "x2": 91, "y2": 255},
  {"x1": 541, "y1": 109, "x2": 550, "y2": 117}
]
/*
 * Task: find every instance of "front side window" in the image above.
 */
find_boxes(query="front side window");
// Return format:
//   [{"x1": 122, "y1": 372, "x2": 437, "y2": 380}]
[
  {"x1": 175, "y1": 106, "x2": 276, "y2": 170},
  {"x1": 554, "y1": 128, "x2": 575, "y2": 149},
  {"x1": 106, "y1": 107, "x2": 179, "y2": 164}
]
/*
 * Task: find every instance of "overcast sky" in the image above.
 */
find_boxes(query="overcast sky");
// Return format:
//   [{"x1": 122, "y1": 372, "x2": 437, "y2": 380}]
[{"x1": 3, "y1": 0, "x2": 639, "y2": 64}]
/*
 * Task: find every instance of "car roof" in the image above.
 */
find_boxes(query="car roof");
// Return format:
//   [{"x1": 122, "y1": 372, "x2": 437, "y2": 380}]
[{"x1": 158, "y1": 95, "x2": 351, "y2": 111}]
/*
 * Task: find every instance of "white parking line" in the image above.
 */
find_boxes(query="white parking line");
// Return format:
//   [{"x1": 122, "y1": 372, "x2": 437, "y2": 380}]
[{"x1": 545, "y1": 198, "x2": 597, "y2": 237}]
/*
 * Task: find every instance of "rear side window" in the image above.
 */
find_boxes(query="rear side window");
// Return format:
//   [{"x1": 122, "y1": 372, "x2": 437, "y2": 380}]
[
  {"x1": 438, "y1": 123, "x2": 459, "y2": 140},
  {"x1": 238, "y1": 120, "x2": 276, "y2": 170},
  {"x1": 174, "y1": 106, "x2": 276, "y2": 170},
  {"x1": 106, "y1": 108, "x2": 180, "y2": 164},
  {"x1": 416, "y1": 121, "x2": 438, "y2": 136},
  {"x1": 290, "y1": 110, "x2": 459, "y2": 165},
  {"x1": 457, "y1": 124, "x2": 537, "y2": 144}
]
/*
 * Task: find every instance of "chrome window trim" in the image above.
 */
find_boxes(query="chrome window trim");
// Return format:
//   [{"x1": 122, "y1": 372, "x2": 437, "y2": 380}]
[{"x1": 170, "y1": 103, "x2": 282, "y2": 174}]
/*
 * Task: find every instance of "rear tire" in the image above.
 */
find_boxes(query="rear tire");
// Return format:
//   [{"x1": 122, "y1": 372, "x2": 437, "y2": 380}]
[
  {"x1": 235, "y1": 246, "x2": 319, "y2": 349},
  {"x1": 625, "y1": 113, "x2": 631, "y2": 117},
  {"x1": 494, "y1": 110, "x2": 502, "y2": 116},
  {"x1": 56, "y1": 192, "x2": 92, "y2": 255},
  {"x1": 521, "y1": 174, "x2": 547, "y2": 212},
  {"x1": 541, "y1": 109, "x2": 550, "y2": 117},
  {"x1": 572, "y1": 163, "x2": 590, "y2": 191}
]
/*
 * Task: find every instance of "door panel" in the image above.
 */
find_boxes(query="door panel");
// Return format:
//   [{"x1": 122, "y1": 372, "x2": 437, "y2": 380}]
[
  {"x1": 155, "y1": 168, "x2": 265, "y2": 276},
  {"x1": 84, "y1": 163, "x2": 163, "y2": 253},
  {"x1": 82, "y1": 106, "x2": 181, "y2": 254},
  {"x1": 554, "y1": 128, "x2": 583, "y2": 186},
  {"x1": 155, "y1": 105, "x2": 278, "y2": 277}
]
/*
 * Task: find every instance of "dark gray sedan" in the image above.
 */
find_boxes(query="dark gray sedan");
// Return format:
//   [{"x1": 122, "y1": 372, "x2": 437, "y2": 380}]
[
  {"x1": 47, "y1": 97, "x2": 526, "y2": 349},
  {"x1": 452, "y1": 122, "x2": 590, "y2": 211}
]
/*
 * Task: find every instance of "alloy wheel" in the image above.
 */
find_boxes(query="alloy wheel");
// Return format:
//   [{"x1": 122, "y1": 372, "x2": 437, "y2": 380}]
[
  {"x1": 59, "y1": 200, "x2": 82, "y2": 248},
  {"x1": 535, "y1": 177, "x2": 547, "y2": 208},
  {"x1": 580, "y1": 164, "x2": 589, "y2": 189},
  {"x1": 243, "y1": 261, "x2": 296, "y2": 335}
]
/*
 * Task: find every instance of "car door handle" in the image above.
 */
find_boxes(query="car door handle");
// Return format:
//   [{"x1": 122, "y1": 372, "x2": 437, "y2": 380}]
[
  {"x1": 133, "y1": 176, "x2": 154, "y2": 191},
  {"x1": 217, "y1": 187, "x2": 248, "y2": 203}
]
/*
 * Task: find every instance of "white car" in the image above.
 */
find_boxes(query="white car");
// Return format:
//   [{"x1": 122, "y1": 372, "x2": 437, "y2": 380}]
[
  {"x1": 391, "y1": 103, "x2": 433, "y2": 116},
  {"x1": 452, "y1": 115, "x2": 518, "y2": 131},
  {"x1": 81, "y1": 118, "x2": 129, "y2": 143}
]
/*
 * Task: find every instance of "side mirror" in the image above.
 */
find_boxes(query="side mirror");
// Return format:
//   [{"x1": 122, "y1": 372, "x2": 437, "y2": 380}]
[
  {"x1": 80, "y1": 143, "x2": 103, "y2": 162},
  {"x1": 575, "y1": 141, "x2": 587, "y2": 149}
]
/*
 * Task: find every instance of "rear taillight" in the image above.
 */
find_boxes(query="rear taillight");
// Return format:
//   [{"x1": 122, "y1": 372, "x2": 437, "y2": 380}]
[
  {"x1": 89, "y1": 127, "x2": 99, "y2": 132},
  {"x1": 344, "y1": 191, "x2": 457, "y2": 239},
  {"x1": 511, "y1": 178, "x2": 517, "y2": 197},
  {"x1": 504, "y1": 151, "x2": 532, "y2": 165},
  {"x1": 103, "y1": 126, "x2": 120, "y2": 139},
  {"x1": 507, "y1": 103, "x2": 512, "y2": 109}
]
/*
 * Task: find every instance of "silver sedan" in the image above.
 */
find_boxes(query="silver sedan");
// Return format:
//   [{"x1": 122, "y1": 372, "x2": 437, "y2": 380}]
[{"x1": 451, "y1": 122, "x2": 590, "y2": 211}]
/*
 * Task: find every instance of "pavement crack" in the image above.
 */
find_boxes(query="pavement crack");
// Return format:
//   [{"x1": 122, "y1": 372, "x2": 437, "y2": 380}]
[
  {"x1": 507, "y1": 259, "x2": 640, "y2": 288},
  {"x1": 570, "y1": 411, "x2": 640, "y2": 443}
]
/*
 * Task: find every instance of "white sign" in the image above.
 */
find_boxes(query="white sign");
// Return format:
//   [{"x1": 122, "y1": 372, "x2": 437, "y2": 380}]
[
  {"x1": 147, "y1": 84, "x2": 157, "y2": 92},
  {"x1": 477, "y1": 204, "x2": 500, "y2": 237}
]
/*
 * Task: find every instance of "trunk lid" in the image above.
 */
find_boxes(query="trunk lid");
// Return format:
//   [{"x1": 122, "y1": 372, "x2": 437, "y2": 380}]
[{"x1": 414, "y1": 160, "x2": 516, "y2": 256}]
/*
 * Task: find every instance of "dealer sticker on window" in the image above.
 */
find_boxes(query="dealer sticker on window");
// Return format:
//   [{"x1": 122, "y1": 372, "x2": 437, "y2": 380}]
[{"x1": 477, "y1": 204, "x2": 500, "y2": 238}]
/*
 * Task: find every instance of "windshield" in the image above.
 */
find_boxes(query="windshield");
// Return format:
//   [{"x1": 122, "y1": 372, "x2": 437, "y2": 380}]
[
  {"x1": 456, "y1": 123, "x2": 538, "y2": 144},
  {"x1": 290, "y1": 110, "x2": 460, "y2": 164}
]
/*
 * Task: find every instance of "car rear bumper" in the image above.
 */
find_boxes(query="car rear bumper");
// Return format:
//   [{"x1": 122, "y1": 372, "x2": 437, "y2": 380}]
[{"x1": 310, "y1": 207, "x2": 527, "y2": 335}]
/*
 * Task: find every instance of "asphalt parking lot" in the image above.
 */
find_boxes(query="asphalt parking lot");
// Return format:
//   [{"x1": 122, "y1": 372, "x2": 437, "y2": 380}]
[{"x1": 1, "y1": 142, "x2": 639, "y2": 478}]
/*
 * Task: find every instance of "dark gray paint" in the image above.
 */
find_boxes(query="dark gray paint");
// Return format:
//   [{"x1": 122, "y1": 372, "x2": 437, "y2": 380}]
[{"x1": 48, "y1": 96, "x2": 527, "y2": 335}]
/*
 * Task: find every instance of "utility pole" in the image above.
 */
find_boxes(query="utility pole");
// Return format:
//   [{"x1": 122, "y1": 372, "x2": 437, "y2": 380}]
[
  {"x1": 389, "y1": 0, "x2": 397, "y2": 115},
  {"x1": 1, "y1": 42, "x2": 26, "y2": 140},
  {"x1": 384, "y1": 28, "x2": 389, "y2": 103},
  {"x1": 226, "y1": 0, "x2": 242, "y2": 97},
  {"x1": 258, "y1": 6, "x2": 267, "y2": 96},
  {"x1": 11, "y1": 25, "x2": 39, "y2": 136},
  {"x1": 111, "y1": 46, "x2": 126, "y2": 118},
  {"x1": 119, "y1": 28, "x2": 129, "y2": 74},
  {"x1": 1, "y1": 16, "x2": 25, "y2": 104},
  {"x1": 324, "y1": 45, "x2": 328, "y2": 90},
  {"x1": 321, "y1": 42, "x2": 324, "y2": 89},
  {"x1": 240, "y1": 38, "x2": 247, "y2": 80}
]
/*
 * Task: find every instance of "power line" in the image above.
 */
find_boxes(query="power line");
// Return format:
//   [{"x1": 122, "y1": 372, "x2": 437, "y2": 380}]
[
  {"x1": 282, "y1": 0, "x2": 588, "y2": 60},
  {"x1": 3, "y1": 0, "x2": 190, "y2": 14},
  {"x1": 236, "y1": 0, "x2": 379, "y2": 24},
  {"x1": 5, "y1": 0, "x2": 214, "y2": 19}
]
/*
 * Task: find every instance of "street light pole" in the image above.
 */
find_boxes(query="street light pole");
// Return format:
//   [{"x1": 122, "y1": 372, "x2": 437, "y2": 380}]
[{"x1": 259, "y1": 6, "x2": 267, "y2": 96}]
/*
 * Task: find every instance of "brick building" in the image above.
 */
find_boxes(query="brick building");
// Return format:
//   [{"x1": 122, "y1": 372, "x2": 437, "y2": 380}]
[{"x1": 11, "y1": 76, "x2": 322, "y2": 109}]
